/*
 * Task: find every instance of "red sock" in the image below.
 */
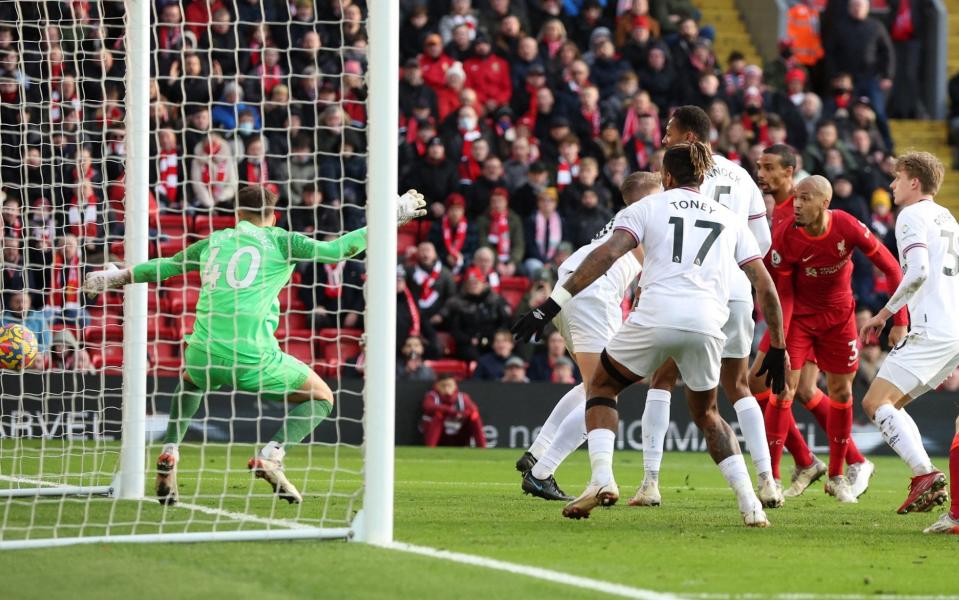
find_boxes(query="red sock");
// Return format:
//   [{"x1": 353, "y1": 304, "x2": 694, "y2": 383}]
[
  {"x1": 755, "y1": 389, "x2": 770, "y2": 412},
  {"x1": 950, "y1": 433, "x2": 959, "y2": 520},
  {"x1": 765, "y1": 394, "x2": 794, "y2": 480},
  {"x1": 785, "y1": 421, "x2": 814, "y2": 469},
  {"x1": 827, "y1": 400, "x2": 853, "y2": 478},
  {"x1": 807, "y1": 391, "x2": 866, "y2": 464}
]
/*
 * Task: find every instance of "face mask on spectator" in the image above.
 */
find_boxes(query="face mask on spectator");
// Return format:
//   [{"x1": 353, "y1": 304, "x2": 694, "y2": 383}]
[
  {"x1": 239, "y1": 121, "x2": 254, "y2": 134},
  {"x1": 458, "y1": 117, "x2": 476, "y2": 131}
]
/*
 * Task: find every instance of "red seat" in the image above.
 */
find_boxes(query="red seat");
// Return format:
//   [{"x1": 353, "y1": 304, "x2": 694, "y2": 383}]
[
  {"x1": 499, "y1": 276, "x2": 531, "y2": 311},
  {"x1": 162, "y1": 272, "x2": 201, "y2": 288},
  {"x1": 84, "y1": 325, "x2": 121, "y2": 344},
  {"x1": 312, "y1": 359, "x2": 340, "y2": 378},
  {"x1": 316, "y1": 328, "x2": 362, "y2": 362},
  {"x1": 90, "y1": 344, "x2": 124, "y2": 370},
  {"x1": 425, "y1": 359, "x2": 470, "y2": 380},
  {"x1": 158, "y1": 214, "x2": 192, "y2": 237},
  {"x1": 278, "y1": 286, "x2": 305, "y2": 311},
  {"x1": 165, "y1": 286, "x2": 201, "y2": 314},
  {"x1": 281, "y1": 339, "x2": 315, "y2": 364},
  {"x1": 194, "y1": 215, "x2": 236, "y2": 236}
]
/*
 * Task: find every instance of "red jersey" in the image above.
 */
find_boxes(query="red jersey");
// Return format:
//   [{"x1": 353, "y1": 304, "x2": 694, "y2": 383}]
[
  {"x1": 770, "y1": 196, "x2": 794, "y2": 232},
  {"x1": 770, "y1": 210, "x2": 907, "y2": 325}
]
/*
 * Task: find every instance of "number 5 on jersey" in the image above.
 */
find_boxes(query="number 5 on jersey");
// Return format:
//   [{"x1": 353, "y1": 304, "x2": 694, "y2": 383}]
[{"x1": 202, "y1": 245, "x2": 262, "y2": 290}]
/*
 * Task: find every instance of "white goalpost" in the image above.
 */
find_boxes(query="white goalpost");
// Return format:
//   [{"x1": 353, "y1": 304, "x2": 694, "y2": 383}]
[{"x1": 0, "y1": 0, "x2": 397, "y2": 548}]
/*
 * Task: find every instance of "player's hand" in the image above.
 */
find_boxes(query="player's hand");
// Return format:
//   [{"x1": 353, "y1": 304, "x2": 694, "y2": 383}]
[
  {"x1": 397, "y1": 189, "x2": 427, "y2": 226},
  {"x1": 82, "y1": 263, "x2": 130, "y2": 299},
  {"x1": 859, "y1": 314, "x2": 887, "y2": 345},
  {"x1": 757, "y1": 346, "x2": 789, "y2": 395},
  {"x1": 887, "y1": 325, "x2": 908, "y2": 348},
  {"x1": 510, "y1": 298, "x2": 560, "y2": 343}
]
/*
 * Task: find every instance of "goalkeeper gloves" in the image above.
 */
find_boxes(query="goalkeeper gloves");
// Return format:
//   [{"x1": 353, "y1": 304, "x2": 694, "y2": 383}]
[
  {"x1": 397, "y1": 189, "x2": 427, "y2": 226},
  {"x1": 756, "y1": 346, "x2": 789, "y2": 395},
  {"x1": 83, "y1": 263, "x2": 130, "y2": 299}
]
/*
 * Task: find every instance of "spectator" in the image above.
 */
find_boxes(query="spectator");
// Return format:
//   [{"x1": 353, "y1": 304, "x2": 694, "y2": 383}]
[
  {"x1": 2, "y1": 238, "x2": 39, "y2": 307},
  {"x1": 190, "y1": 133, "x2": 237, "y2": 211},
  {"x1": 441, "y1": 267, "x2": 511, "y2": 361},
  {"x1": 503, "y1": 136, "x2": 535, "y2": 193},
  {"x1": 528, "y1": 330, "x2": 579, "y2": 382},
  {"x1": 567, "y1": 189, "x2": 613, "y2": 248},
  {"x1": 470, "y1": 246, "x2": 501, "y2": 293},
  {"x1": 47, "y1": 234, "x2": 88, "y2": 327},
  {"x1": 501, "y1": 355, "x2": 530, "y2": 383},
  {"x1": 298, "y1": 243, "x2": 364, "y2": 331},
  {"x1": 554, "y1": 135, "x2": 582, "y2": 191},
  {"x1": 400, "y1": 5, "x2": 431, "y2": 61},
  {"x1": 405, "y1": 137, "x2": 459, "y2": 218},
  {"x1": 523, "y1": 187, "x2": 564, "y2": 276},
  {"x1": 1, "y1": 289, "x2": 50, "y2": 369},
  {"x1": 624, "y1": 112, "x2": 661, "y2": 172},
  {"x1": 407, "y1": 241, "x2": 457, "y2": 325},
  {"x1": 429, "y1": 193, "x2": 477, "y2": 275},
  {"x1": 154, "y1": 128, "x2": 181, "y2": 210},
  {"x1": 436, "y1": 61, "x2": 467, "y2": 123},
  {"x1": 830, "y1": 174, "x2": 870, "y2": 224},
  {"x1": 474, "y1": 329, "x2": 518, "y2": 380},
  {"x1": 420, "y1": 33, "x2": 455, "y2": 94},
  {"x1": 238, "y1": 135, "x2": 279, "y2": 197},
  {"x1": 211, "y1": 82, "x2": 260, "y2": 132},
  {"x1": 824, "y1": 0, "x2": 894, "y2": 149},
  {"x1": 50, "y1": 328, "x2": 94, "y2": 373},
  {"x1": 420, "y1": 373, "x2": 487, "y2": 448},
  {"x1": 590, "y1": 39, "x2": 628, "y2": 99},
  {"x1": 464, "y1": 33, "x2": 512, "y2": 113},
  {"x1": 550, "y1": 356, "x2": 578, "y2": 383},
  {"x1": 439, "y1": 0, "x2": 479, "y2": 45},
  {"x1": 476, "y1": 187, "x2": 525, "y2": 277},
  {"x1": 802, "y1": 120, "x2": 854, "y2": 177},
  {"x1": 465, "y1": 155, "x2": 508, "y2": 218},
  {"x1": 396, "y1": 266, "x2": 439, "y2": 358},
  {"x1": 397, "y1": 335, "x2": 436, "y2": 382},
  {"x1": 400, "y1": 57, "x2": 439, "y2": 120},
  {"x1": 510, "y1": 161, "x2": 550, "y2": 219}
]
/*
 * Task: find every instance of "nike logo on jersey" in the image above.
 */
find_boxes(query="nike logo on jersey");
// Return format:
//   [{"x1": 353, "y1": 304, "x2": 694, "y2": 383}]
[{"x1": 802, "y1": 255, "x2": 814, "y2": 262}]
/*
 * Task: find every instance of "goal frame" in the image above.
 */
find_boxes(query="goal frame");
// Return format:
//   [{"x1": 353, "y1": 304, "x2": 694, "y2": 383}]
[{"x1": 0, "y1": 0, "x2": 398, "y2": 549}]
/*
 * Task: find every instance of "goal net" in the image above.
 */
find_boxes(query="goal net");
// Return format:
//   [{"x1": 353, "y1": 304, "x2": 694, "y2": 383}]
[{"x1": 0, "y1": 0, "x2": 397, "y2": 548}]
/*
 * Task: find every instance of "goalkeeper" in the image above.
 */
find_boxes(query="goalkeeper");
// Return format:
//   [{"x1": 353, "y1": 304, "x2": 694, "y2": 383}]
[{"x1": 83, "y1": 185, "x2": 426, "y2": 505}]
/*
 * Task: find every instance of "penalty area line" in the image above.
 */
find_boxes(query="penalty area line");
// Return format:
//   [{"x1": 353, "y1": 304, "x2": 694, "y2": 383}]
[{"x1": 384, "y1": 541, "x2": 678, "y2": 600}]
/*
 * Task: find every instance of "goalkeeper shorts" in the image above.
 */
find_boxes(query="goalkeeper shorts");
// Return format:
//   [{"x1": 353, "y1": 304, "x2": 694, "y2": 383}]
[{"x1": 183, "y1": 344, "x2": 312, "y2": 398}]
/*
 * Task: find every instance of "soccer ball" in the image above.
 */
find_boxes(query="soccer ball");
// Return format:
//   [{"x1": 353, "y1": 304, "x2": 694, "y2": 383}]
[{"x1": 0, "y1": 323, "x2": 40, "y2": 370}]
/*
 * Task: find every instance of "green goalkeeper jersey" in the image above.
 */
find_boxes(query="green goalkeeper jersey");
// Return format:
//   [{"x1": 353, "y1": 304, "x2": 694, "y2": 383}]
[{"x1": 131, "y1": 220, "x2": 367, "y2": 362}]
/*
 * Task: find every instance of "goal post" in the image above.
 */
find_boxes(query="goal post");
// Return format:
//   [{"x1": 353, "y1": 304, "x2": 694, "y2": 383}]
[{"x1": 0, "y1": 0, "x2": 397, "y2": 549}]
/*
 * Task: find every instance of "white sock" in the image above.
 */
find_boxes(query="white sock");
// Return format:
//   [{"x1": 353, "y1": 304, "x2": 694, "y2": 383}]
[
  {"x1": 718, "y1": 454, "x2": 759, "y2": 513},
  {"x1": 874, "y1": 404, "x2": 933, "y2": 475},
  {"x1": 734, "y1": 396, "x2": 772, "y2": 480},
  {"x1": 587, "y1": 428, "x2": 616, "y2": 487},
  {"x1": 161, "y1": 443, "x2": 180, "y2": 460},
  {"x1": 641, "y1": 389, "x2": 671, "y2": 483},
  {"x1": 529, "y1": 383, "x2": 586, "y2": 460},
  {"x1": 531, "y1": 402, "x2": 587, "y2": 480},
  {"x1": 899, "y1": 407, "x2": 924, "y2": 448},
  {"x1": 259, "y1": 440, "x2": 285, "y2": 461}
]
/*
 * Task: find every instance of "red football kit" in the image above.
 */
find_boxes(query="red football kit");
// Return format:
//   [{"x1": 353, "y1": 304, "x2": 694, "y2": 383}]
[
  {"x1": 758, "y1": 197, "x2": 799, "y2": 354},
  {"x1": 770, "y1": 209, "x2": 907, "y2": 374}
]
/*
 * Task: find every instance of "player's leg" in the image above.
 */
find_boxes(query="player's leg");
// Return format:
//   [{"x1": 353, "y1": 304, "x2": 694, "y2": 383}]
[
  {"x1": 780, "y1": 362, "x2": 828, "y2": 497},
  {"x1": 820, "y1": 370, "x2": 859, "y2": 503},
  {"x1": 248, "y1": 353, "x2": 334, "y2": 504},
  {"x1": 677, "y1": 332, "x2": 767, "y2": 527},
  {"x1": 795, "y1": 368, "x2": 868, "y2": 470},
  {"x1": 924, "y1": 416, "x2": 959, "y2": 534},
  {"x1": 631, "y1": 358, "x2": 677, "y2": 506},
  {"x1": 764, "y1": 365, "x2": 801, "y2": 482}
]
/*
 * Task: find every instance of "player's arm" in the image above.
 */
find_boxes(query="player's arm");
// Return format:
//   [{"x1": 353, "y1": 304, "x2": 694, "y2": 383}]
[
  {"x1": 748, "y1": 184, "x2": 772, "y2": 255},
  {"x1": 82, "y1": 238, "x2": 210, "y2": 297},
  {"x1": 860, "y1": 244, "x2": 927, "y2": 344},
  {"x1": 288, "y1": 228, "x2": 369, "y2": 263},
  {"x1": 511, "y1": 229, "x2": 637, "y2": 342},
  {"x1": 853, "y1": 215, "x2": 909, "y2": 340},
  {"x1": 740, "y1": 223, "x2": 789, "y2": 392}
]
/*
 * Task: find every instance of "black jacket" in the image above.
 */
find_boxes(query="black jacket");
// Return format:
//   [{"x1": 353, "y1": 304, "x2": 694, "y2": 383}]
[{"x1": 825, "y1": 16, "x2": 895, "y2": 81}]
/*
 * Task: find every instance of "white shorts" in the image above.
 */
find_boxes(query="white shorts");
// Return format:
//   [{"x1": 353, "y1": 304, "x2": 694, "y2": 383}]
[
  {"x1": 722, "y1": 300, "x2": 754, "y2": 359},
  {"x1": 553, "y1": 274, "x2": 624, "y2": 355},
  {"x1": 605, "y1": 322, "x2": 723, "y2": 392},
  {"x1": 877, "y1": 331, "x2": 959, "y2": 399}
]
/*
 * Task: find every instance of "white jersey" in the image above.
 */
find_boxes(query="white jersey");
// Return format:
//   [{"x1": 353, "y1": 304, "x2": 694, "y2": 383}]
[
  {"x1": 614, "y1": 187, "x2": 761, "y2": 339},
  {"x1": 559, "y1": 211, "x2": 642, "y2": 298},
  {"x1": 894, "y1": 200, "x2": 959, "y2": 339},
  {"x1": 701, "y1": 154, "x2": 768, "y2": 303}
]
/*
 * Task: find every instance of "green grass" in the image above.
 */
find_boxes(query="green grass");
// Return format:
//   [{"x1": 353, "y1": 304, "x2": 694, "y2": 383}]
[{"x1": 3, "y1": 446, "x2": 959, "y2": 599}]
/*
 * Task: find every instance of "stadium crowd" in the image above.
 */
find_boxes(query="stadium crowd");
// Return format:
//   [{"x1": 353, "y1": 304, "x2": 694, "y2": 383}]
[{"x1": 0, "y1": 0, "x2": 950, "y2": 382}]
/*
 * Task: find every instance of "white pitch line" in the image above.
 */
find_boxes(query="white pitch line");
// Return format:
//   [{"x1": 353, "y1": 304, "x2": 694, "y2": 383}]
[
  {"x1": 385, "y1": 541, "x2": 679, "y2": 600},
  {"x1": 689, "y1": 595, "x2": 959, "y2": 600}
]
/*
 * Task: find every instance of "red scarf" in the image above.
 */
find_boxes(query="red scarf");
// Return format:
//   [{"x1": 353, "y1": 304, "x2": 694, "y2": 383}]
[
  {"x1": 413, "y1": 261, "x2": 443, "y2": 308},
  {"x1": 73, "y1": 164, "x2": 94, "y2": 184},
  {"x1": 487, "y1": 210, "x2": 511, "y2": 262},
  {"x1": 441, "y1": 215, "x2": 468, "y2": 262},
  {"x1": 556, "y1": 158, "x2": 580, "y2": 190},
  {"x1": 5, "y1": 215, "x2": 22, "y2": 240},
  {"x1": 458, "y1": 157, "x2": 482, "y2": 183},
  {"x1": 581, "y1": 107, "x2": 601, "y2": 138},
  {"x1": 158, "y1": 150, "x2": 178, "y2": 204},
  {"x1": 459, "y1": 127, "x2": 482, "y2": 163},
  {"x1": 402, "y1": 286, "x2": 421, "y2": 336},
  {"x1": 257, "y1": 63, "x2": 283, "y2": 96},
  {"x1": 51, "y1": 252, "x2": 81, "y2": 308},
  {"x1": 323, "y1": 263, "x2": 344, "y2": 299},
  {"x1": 68, "y1": 189, "x2": 98, "y2": 239},
  {"x1": 891, "y1": 0, "x2": 914, "y2": 41},
  {"x1": 201, "y1": 141, "x2": 228, "y2": 185},
  {"x1": 534, "y1": 210, "x2": 562, "y2": 260},
  {"x1": 632, "y1": 139, "x2": 652, "y2": 171}
]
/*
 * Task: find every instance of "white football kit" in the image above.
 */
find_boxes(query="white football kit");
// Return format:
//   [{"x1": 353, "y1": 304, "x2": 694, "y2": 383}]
[
  {"x1": 700, "y1": 155, "x2": 770, "y2": 359},
  {"x1": 877, "y1": 200, "x2": 959, "y2": 398},
  {"x1": 605, "y1": 187, "x2": 762, "y2": 391},
  {"x1": 554, "y1": 214, "x2": 642, "y2": 354}
]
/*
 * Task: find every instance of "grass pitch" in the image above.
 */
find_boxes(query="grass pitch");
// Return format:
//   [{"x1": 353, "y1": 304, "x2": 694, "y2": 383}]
[{"x1": 3, "y1": 446, "x2": 958, "y2": 599}]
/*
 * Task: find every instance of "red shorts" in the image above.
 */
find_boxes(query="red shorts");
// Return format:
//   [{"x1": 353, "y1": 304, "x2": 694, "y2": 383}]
[
  {"x1": 786, "y1": 311, "x2": 859, "y2": 374},
  {"x1": 758, "y1": 328, "x2": 817, "y2": 365}
]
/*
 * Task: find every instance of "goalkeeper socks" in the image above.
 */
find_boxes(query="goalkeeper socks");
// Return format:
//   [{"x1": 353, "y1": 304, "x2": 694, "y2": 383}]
[
  {"x1": 807, "y1": 391, "x2": 866, "y2": 465},
  {"x1": 950, "y1": 432, "x2": 959, "y2": 520},
  {"x1": 641, "y1": 389, "x2": 671, "y2": 483},
  {"x1": 874, "y1": 404, "x2": 934, "y2": 476},
  {"x1": 528, "y1": 383, "x2": 586, "y2": 460},
  {"x1": 272, "y1": 400, "x2": 334, "y2": 448},
  {"x1": 162, "y1": 380, "x2": 204, "y2": 445},
  {"x1": 531, "y1": 402, "x2": 587, "y2": 480},
  {"x1": 734, "y1": 396, "x2": 772, "y2": 480},
  {"x1": 587, "y1": 428, "x2": 615, "y2": 487}
]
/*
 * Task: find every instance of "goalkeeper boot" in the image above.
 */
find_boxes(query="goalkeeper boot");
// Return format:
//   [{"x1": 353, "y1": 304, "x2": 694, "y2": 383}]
[
  {"x1": 248, "y1": 456, "x2": 303, "y2": 504},
  {"x1": 155, "y1": 452, "x2": 178, "y2": 506},
  {"x1": 562, "y1": 481, "x2": 619, "y2": 520},
  {"x1": 522, "y1": 470, "x2": 573, "y2": 501},
  {"x1": 784, "y1": 457, "x2": 827, "y2": 497},
  {"x1": 923, "y1": 512, "x2": 959, "y2": 535},
  {"x1": 515, "y1": 451, "x2": 537, "y2": 474},
  {"x1": 627, "y1": 479, "x2": 661, "y2": 507},
  {"x1": 757, "y1": 477, "x2": 785, "y2": 509}
]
